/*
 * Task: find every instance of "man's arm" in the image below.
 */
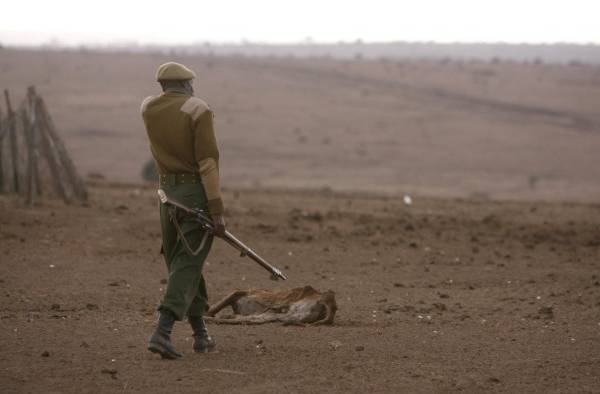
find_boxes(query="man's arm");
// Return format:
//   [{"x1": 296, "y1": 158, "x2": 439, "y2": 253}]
[
  {"x1": 180, "y1": 96, "x2": 226, "y2": 235},
  {"x1": 194, "y1": 110, "x2": 223, "y2": 213},
  {"x1": 194, "y1": 109, "x2": 226, "y2": 235}
]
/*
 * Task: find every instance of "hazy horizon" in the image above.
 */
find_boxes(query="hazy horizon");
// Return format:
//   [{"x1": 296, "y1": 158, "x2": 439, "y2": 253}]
[
  {"x1": 2, "y1": 36, "x2": 600, "y2": 49},
  {"x1": 3, "y1": 41, "x2": 599, "y2": 65}
]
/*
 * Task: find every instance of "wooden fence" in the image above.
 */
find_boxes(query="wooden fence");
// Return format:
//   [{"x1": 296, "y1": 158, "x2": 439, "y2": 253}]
[{"x1": 0, "y1": 86, "x2": 88, "y2": 205}]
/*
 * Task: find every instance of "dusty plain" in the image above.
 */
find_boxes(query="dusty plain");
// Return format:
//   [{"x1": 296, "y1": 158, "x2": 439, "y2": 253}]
[
  {"x1": 0, "y1": 48, "x2": 599, "y2": 393},
  {"x1": 1, "y1": 48, "x2": 600, "y2": 200}
]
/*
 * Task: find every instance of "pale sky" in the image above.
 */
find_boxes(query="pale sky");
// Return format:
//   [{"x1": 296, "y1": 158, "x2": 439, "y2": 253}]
[{"x1": 1, "y1": 0, "x2": 599, "y2": 46}]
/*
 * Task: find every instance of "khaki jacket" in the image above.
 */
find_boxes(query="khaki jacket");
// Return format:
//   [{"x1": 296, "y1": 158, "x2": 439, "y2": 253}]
[{"x1": 141, "y1": 90, "x2": 224, "y2": 214}]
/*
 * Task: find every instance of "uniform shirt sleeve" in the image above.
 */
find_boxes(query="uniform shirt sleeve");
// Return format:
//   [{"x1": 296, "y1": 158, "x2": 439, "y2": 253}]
[{"x1": 194, "y1": 110, "x2": 224, "y2": 214}]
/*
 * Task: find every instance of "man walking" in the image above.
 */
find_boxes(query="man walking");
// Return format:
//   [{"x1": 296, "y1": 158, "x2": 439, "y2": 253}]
[{"x1": 141, "y1": 62, "x2": 226, "y2": 359}]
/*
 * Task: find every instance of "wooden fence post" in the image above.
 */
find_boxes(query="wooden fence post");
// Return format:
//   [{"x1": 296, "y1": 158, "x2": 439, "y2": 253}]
[
  {"x1": 2, "y1": 88, "x2": 88, "y2": 204},
  {"x1": 0, "y1": 107, "x2": 4, "y2": 194},
  {"x1": 4, "y1": 90, "x2": 20, "y2": 194},
  {"x1": 37, "y1": 95, "x2": 88, "y2": 202},
  {"x1": 31, "y1": 90, "x2": 69, "y2": 203},
  {"x1": 21, "y1": 104, "x2": 36, "y2": 206},
  {"x1": 27, "y1": 87, "x2": 42, "y2": 198}
]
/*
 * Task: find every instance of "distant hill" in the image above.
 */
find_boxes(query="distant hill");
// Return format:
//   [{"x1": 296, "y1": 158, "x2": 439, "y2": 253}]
[
  {"x1": 137, "y1": 42, "x2": 600, "y2": 65},
  {"x1": 2, "y1": 48, "x2": 599, "y2": 201}
]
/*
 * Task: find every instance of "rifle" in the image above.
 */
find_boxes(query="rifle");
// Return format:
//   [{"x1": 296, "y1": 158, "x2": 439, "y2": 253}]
[{"x1": 157, "y1": 189, "x2": 287, "y2": 281}]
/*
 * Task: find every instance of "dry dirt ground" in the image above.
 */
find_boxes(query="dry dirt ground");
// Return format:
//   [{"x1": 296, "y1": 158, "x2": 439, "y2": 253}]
[{"x1": 1, "y1": 183, "x2": 599, "y2": 393}]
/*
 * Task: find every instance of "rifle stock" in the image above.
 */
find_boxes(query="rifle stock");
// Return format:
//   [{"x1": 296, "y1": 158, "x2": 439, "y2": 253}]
[{"x1": 157, "y1": 189, "x2": 287, "y2": 280}]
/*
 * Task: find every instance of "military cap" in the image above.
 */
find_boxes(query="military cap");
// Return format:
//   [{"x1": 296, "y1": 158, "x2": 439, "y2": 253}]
[{"x1": 156, "y1": 62, "x2": 196, "y2": 81}]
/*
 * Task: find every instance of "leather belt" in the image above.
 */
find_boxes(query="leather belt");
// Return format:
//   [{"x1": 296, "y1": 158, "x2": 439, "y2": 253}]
[{"x1": 159, "y1": 173, "x2": 201, "y2": 186}]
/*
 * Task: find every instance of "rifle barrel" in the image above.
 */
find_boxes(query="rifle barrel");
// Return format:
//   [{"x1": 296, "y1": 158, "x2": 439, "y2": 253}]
[
  {"x1": 157, "y1": 189, "x2": 287, "y2": 280},
  {"x1": 222, "y1": 231, "x2": 288, "y2": 280}
]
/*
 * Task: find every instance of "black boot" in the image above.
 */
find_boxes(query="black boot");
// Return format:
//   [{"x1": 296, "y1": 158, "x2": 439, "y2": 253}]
[
  {"x1": 189, "y1": 316, "x2": 216, "y2": 353},
  {"x1": 148, "y1": 310, "x2": 183, "y2": 359}
]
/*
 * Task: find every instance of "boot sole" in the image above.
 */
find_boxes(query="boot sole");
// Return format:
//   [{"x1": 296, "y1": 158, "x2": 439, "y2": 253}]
[
  {"x1": 193, "y1": 340, "x2": 217, "y2": 353},
  {"x1": 148, "y1": 342, "x2": 182, "y2": 359}
]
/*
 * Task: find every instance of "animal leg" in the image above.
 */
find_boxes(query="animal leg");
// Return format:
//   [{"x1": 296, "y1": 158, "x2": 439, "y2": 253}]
[
  {"x1": 204, "y1": 316, "x2": 252, "y2": 325},
  {"x1": 206, "y1": 312, "x2": 280, "y2": 325},
  {"x1": 206, "y1": 290, "x2": 248, "y2": 317},
  {"x1": 278, "y1": 311, "x2": 305, "y2": 326}
]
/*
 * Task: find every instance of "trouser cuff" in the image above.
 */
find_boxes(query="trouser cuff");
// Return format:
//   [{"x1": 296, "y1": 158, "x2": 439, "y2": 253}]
[
  {"x1": 158, "y1": 305, "x2": 183, "y2": 321},
  {"x1": 187, "y1": 303, "x2": 209, "y2": 318}
]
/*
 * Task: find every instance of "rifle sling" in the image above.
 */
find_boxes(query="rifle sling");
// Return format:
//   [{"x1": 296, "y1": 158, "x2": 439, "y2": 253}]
[{"x1": 168, "y1": 206, "x2": 210, "y2": 257}]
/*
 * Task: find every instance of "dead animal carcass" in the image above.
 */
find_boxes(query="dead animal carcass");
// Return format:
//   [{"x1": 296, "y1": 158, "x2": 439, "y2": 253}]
[{"x1": 205, "y1": 286, "x2": 337, "y2": 325}]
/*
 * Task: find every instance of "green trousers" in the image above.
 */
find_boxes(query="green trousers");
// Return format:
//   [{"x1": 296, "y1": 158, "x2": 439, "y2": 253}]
[{"x1": 158, "y1": 182, "x2": 213, "y2": 320}]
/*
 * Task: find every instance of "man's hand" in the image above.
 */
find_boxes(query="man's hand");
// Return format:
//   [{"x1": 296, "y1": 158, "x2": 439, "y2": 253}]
[{"x1": 211, "y1": 214, "x2": 226, "y2": 237}]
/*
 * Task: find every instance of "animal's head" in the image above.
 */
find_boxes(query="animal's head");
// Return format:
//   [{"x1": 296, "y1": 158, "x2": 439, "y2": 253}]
[
  {"x1": 320, "y1": 290, "x2": 337, "y2": 305},
  {"x1": 318, "y1": 290, "x2": 337, "y2": 323}
]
